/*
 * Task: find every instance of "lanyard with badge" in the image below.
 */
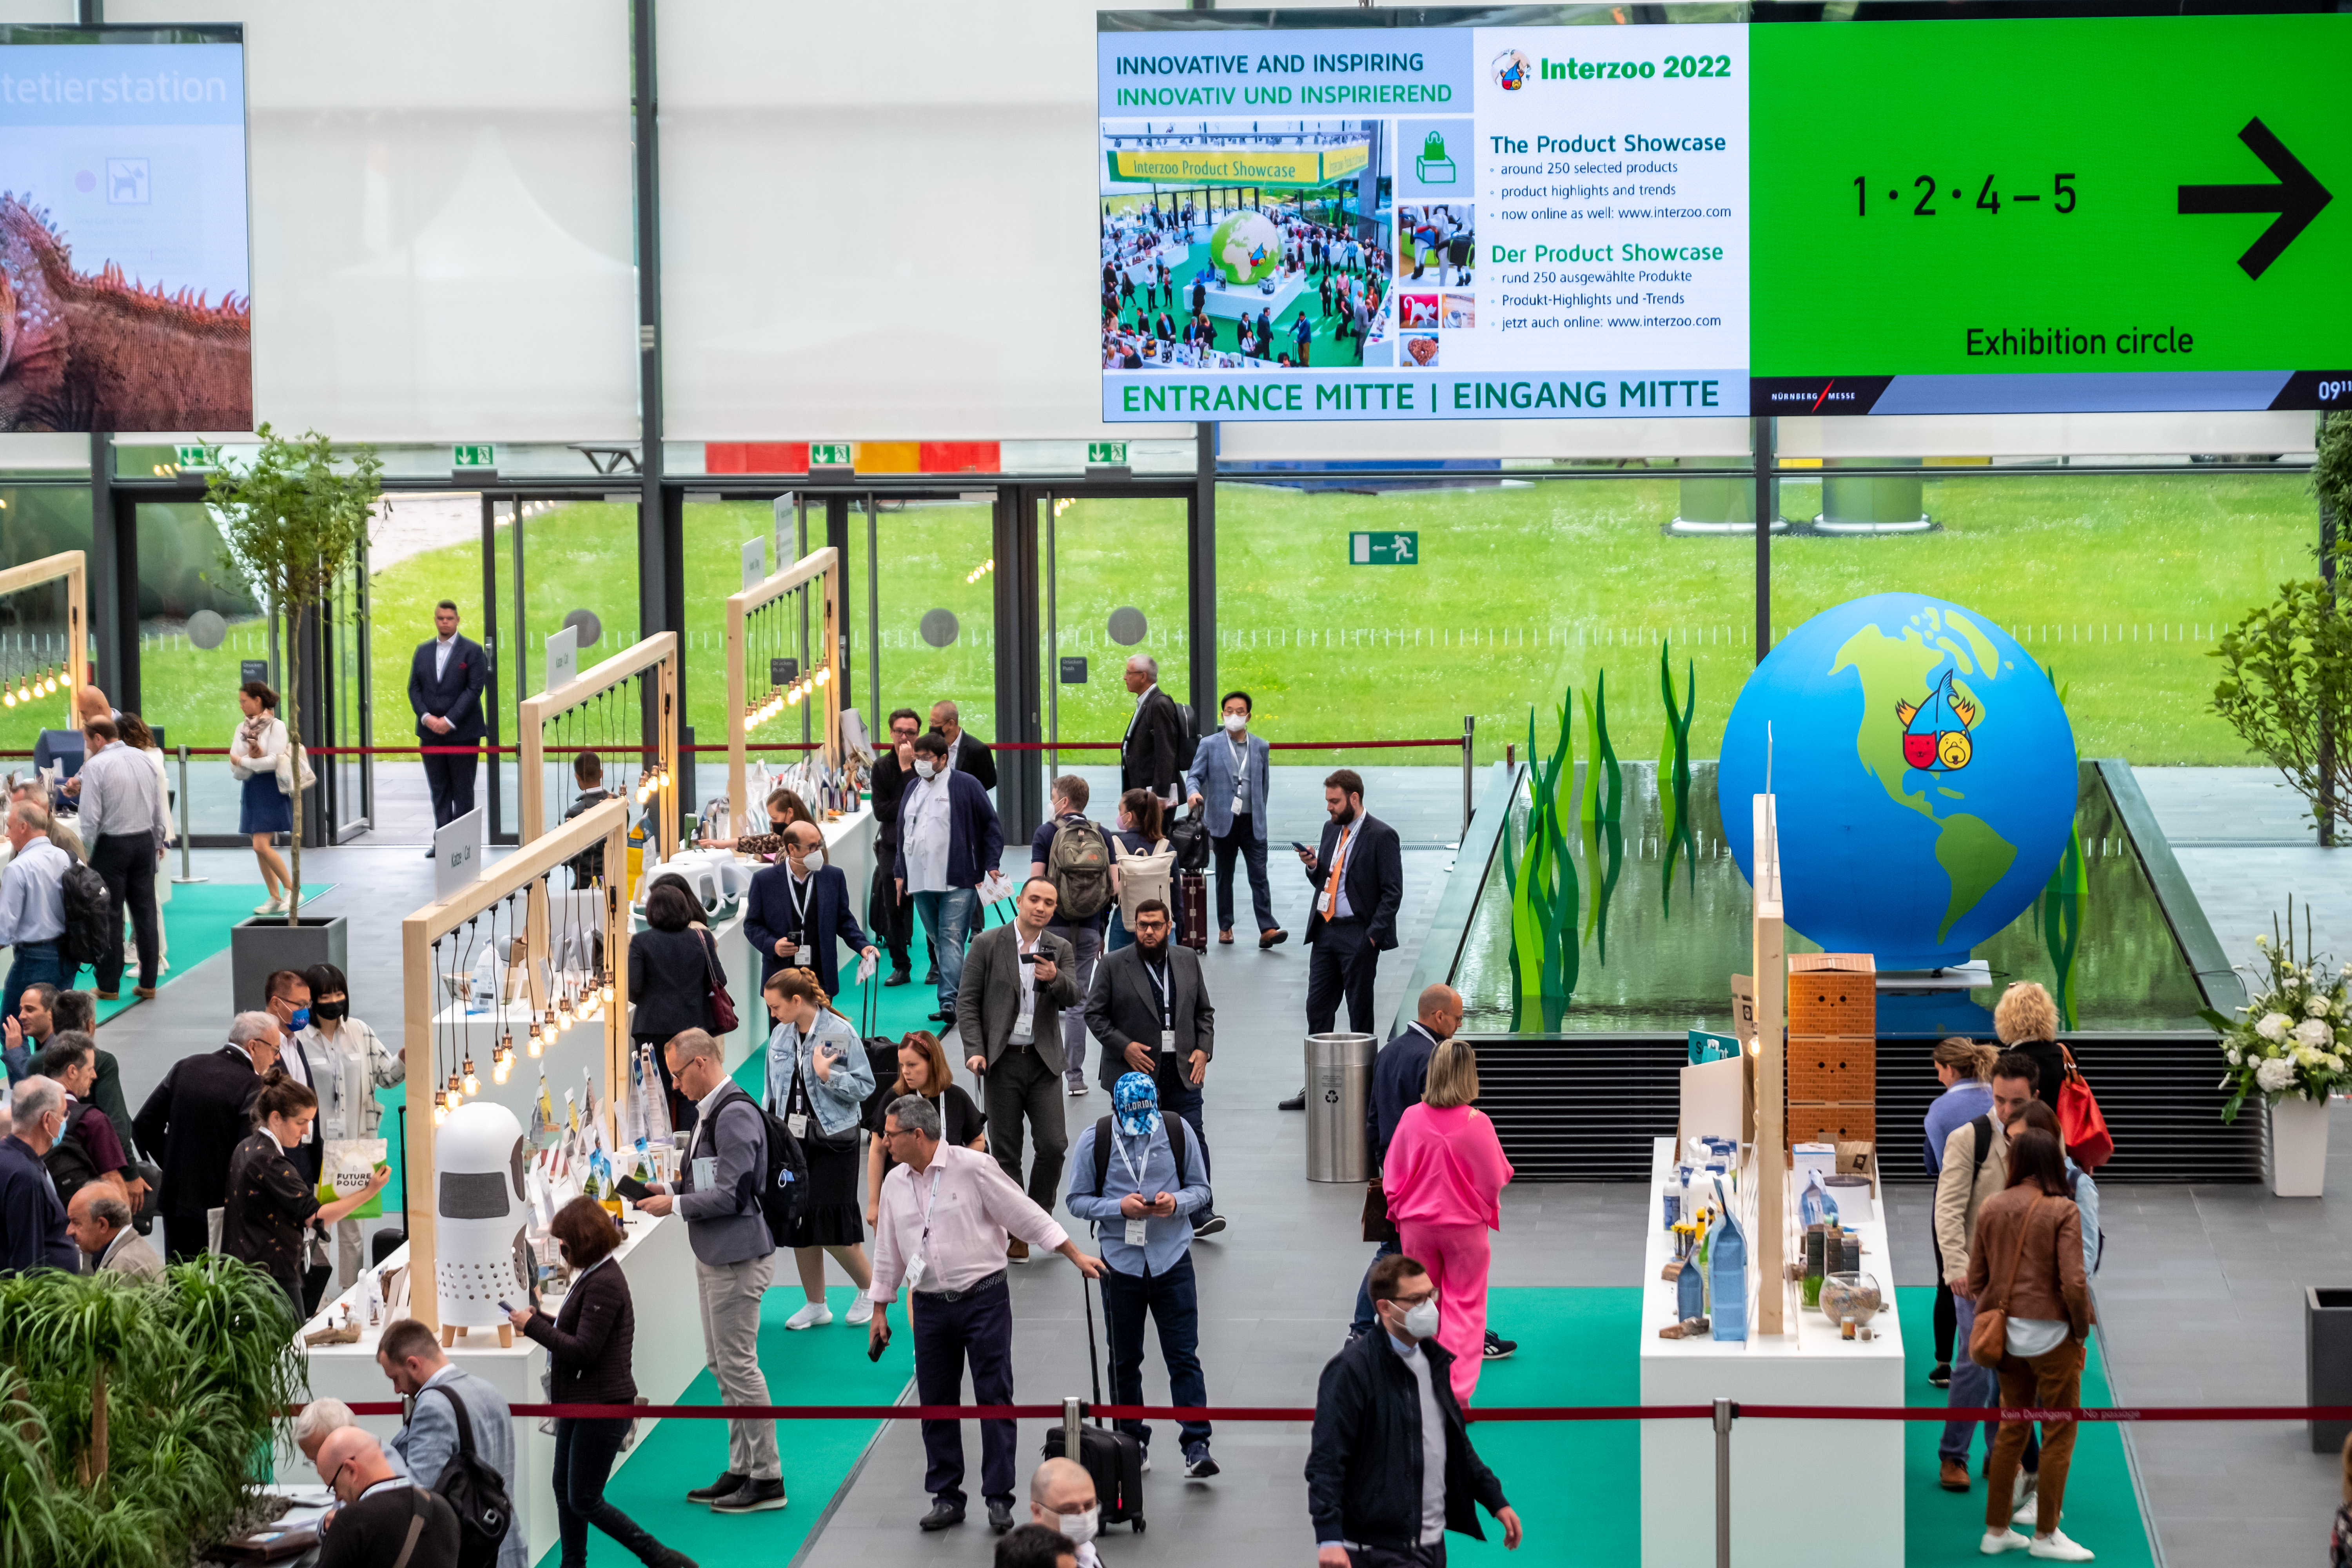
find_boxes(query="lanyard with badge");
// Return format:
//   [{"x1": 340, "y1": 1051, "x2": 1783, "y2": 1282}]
[
  {"x1": 783, "y1": 873, "x2": 813, "y2": 966},
  {"x1": 783, "y1": 1035, "x2": 820, "y2": 1141},
  {"x1": 1318, "y1": 822, "x2": 1356, "y2": 918},
  {"x1": 1116, "y1": 1130, "x2": 1153, "y2": 1246},
  {"x1": 1146, "y1": 960, "x2": 1174, "y2": 1054},
  {"x1": 904, "y1": 1163, "x2": 945, "y2": 1292}
]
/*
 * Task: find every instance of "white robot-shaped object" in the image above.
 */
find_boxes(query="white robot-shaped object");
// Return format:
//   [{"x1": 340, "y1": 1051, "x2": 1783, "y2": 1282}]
[{"x1": 434, "y1": 1100, "x2": 530, "y2": 1337}]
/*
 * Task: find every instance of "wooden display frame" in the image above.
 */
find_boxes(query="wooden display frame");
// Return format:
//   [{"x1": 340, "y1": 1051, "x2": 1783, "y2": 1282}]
[
  {"x1": 1750, "y1": 792, "x2": 1787, "y2": 1337},
  {"x1": 519, "y1": 631, "x2": 680, "y2": 858},
  {"x1": 399, "y1": 797, "x2": 632, "y2": 1334},
  {"x1": 724, "y1": 547, "x2": 842, "y2": 829},
  {"x1": 0, "y1": 551, "x2": 89, "y2": 731}
]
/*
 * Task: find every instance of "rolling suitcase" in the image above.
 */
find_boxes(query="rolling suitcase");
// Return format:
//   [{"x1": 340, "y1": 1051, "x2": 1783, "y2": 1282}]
[
  {"x1": 1175, "y1": 870, "x2": 1209, "y2": 952},
  {"x1": 1040, "y1": 1270, "x2": 1145, "y2": 1532}
]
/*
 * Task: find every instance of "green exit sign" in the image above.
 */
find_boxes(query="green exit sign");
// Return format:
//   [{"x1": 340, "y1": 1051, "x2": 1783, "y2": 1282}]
[
  {"x1": 810, "y1": 443, "x2": 853, "y2": 469},
  {"x1": 452, "y1": 443, "x2": 496, "y2": 469},
  {"x1": 174, "y1": 444, "x2": 217, "y2": 471},
  {"x1": 1086, "y1": 441, "x2": 1129, "y2": 467},
  {"x1": 1350, "y1": 530, "x2": 1418, "y2": 566}
]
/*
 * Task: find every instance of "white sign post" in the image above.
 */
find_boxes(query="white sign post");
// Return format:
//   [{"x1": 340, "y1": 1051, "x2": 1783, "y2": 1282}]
[
  {"x1": 433, "y1": 808, "x2": 486, "y2": 901},
  {"x1": 545, "y1": 625, "x2": 579, "y2": 695},
  {"x1": 742, "y1": 537, "x2": 768, "y2": 592}
]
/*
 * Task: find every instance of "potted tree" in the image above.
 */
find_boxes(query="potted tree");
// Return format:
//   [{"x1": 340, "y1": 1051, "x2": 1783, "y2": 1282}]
[{"x1": 210, "y1": 426, "x2": 380, "y2": 998}]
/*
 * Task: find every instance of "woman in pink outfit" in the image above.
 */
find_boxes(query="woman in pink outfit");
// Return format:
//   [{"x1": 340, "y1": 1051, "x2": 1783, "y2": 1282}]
[{"x1": 1381, "y1": 1040, "x2": 1514, "y2": 1406}]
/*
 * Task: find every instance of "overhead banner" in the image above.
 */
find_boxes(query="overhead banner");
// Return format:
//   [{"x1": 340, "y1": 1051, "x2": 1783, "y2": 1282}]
[
  {"x1": 0, "y1": 26, "x2": 252, "y2": 433},
  {"x1": 1096, "y1": 8, "x2": 2350, "y2": 422}
]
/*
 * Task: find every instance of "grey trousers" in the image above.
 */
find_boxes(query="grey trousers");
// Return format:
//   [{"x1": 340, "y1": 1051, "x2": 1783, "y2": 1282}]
[{"x1": 695, "y1": 1252, "x2": 782, "y2": 1480}]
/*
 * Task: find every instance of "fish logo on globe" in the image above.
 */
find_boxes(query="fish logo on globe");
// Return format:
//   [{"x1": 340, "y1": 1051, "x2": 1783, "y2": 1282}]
[
  {"x1": 1894, "y1": 669, "x2": 1978, "y2": 773},
  {"x1": 1493, "y1": 50, "x2": 1531, "y2": 91}
]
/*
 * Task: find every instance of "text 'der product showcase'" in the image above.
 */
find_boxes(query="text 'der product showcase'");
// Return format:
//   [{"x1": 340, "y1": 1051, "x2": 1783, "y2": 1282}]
[{"x1": 1097, "y1": 8, "x2": 2348, "y2": 422}]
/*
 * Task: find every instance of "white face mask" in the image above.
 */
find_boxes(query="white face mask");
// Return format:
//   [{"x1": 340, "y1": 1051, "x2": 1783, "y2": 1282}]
[
  {"x1": 1391, "y1": 1296, "x2": 1441, "y2": 1342},
  {"x1": 1222, "y1": 713, "x2": 1247, "y2": 732},
  {"x1": 800, "y1": 849, "x2": 825, "y2": 873},
  {"x1": 915, "y1": 760, "x2": 938, "y2": 780},
  {"x1": 1056, "y1": 1505, "x2": 1100, "y2": 1545}
]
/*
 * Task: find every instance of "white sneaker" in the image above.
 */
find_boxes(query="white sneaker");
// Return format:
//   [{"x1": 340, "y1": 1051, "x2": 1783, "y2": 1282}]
[
  {"x1": 2028, "y1": 1530, "x2": 2094, "y2": 1562},
  {"x1": 254, "y1": 897, "x2": 285, "y2": 914},
  {"x1": 784, "y1": 1301, "x2": 833, "y2": 1330},
  {"x1": 1981, "y1": 1529, "x2": 2030, "y2": 1555},
  {"x1": 2012, "y1": 1474, "x2": 2040, "y2": 1526},
  {"x1": 847, "y1": 1297, "x2": 873, "y2": 1325}
]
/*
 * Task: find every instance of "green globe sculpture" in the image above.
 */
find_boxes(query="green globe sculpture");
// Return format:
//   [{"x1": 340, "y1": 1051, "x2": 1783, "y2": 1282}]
[{"x1": 1206, "y1": 210, "x2": 1282, "y2": 287}]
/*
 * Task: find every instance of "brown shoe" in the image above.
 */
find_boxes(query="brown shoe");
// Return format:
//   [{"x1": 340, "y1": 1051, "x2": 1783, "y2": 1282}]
[
  {"x1": 1938, "y1": 1458, "x2": 1970, "y2": 1492},
  {"x1": 1259, "y1": 928, "x2": 1289, "y2": 948},
  {"x1": 133, "y1": 986, "x2": 157, "y2": 1000},
  {"x1": 1007, "y1": 1239, "x2": 1030, "y2": 1263},
  {"x1": 1218, "y1": 930, "x2": 1234, "y2": 946},
  {"x1": 95, "y1": 990, "x2": 121, "y2": 1002}
]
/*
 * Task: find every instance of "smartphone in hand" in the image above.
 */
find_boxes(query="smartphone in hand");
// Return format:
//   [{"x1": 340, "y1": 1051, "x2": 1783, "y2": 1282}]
[{"x1": 1292, "y1": 841, "x2": 1313, "y2": 855}]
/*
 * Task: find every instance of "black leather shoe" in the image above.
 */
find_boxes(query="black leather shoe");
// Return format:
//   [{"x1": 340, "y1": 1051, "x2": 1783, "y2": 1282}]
[
  {"x1": 929, "y1": 1010, "x2": 951, "y2": 1023},
  {"x1": 987, "y1": 1499, "x2": 1016, "y2": 1534},
  {"x1": 1278, "y1": 1089, "x2": 1306, "y2": 1111},
  {"x1": 883, "y1": 969, "x2": 912, "y2": 987},
  {"x1": 686, "y1": 1470, "x2": 746, "y2": 1504},
  {"x1": 925, "y1": 968, "x2": 939, "y2": 984},
  {"x1": 919, "y1": 1500, "x2": 965, "y2": 1532}
]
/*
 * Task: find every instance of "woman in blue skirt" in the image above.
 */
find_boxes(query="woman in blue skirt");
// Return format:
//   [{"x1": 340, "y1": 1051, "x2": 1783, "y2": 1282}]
[{"x1": 229, "y1": 681, "x2": 293, "y2": 914}]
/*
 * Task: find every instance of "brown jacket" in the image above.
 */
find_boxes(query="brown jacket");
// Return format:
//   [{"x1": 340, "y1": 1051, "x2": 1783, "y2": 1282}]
[{"x1": 1964, "y1": 1185, "x2": 2094, "y2": 1343}]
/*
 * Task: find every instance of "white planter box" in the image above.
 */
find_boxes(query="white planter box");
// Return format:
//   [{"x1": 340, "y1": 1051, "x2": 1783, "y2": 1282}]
[{"x1": 2269, "y1": 1097, "x2": 2332, "y2": 1198}]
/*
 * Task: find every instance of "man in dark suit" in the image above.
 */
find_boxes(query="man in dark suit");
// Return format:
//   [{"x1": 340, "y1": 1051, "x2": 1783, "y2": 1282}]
[
  {"x1": 867, "y1": 708, "x2": 924, "y2": 985},
  {"x1": 1119, "y1": 655, "x2": 1187, "y2": 808},
  {"x1": 131, "y1": 1013, "x2": 278, "y2": 1260},
  {"x1": 1083, "y1": 897, "x2": 1223, "y2": 1236},
  {"x1": 744, "y1": 820, "x2": 876, "y2": 998},
  {"x1": 1281, "y1": 769, "x2": 1404, "y2": 1111},
  {"x1": 928, "y1": 701, "x2": 997, "y2": 792},
  {"x1": 954, "y1": 878, "x2": 1077, "y2": 1241},
  {"x1": 407, "y1": 600, "x2": 491, "y2": 849}
]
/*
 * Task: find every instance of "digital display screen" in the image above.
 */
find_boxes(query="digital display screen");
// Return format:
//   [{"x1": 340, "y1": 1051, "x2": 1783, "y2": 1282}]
[
  {"x1": 0, "y1": 27, "x2": 250, "y2": 433},
  {"x1": 1098, "y1": 9, "x2": 2349, "y2": 421}
]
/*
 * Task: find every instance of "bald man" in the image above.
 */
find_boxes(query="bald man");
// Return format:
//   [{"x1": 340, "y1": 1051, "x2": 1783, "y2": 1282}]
[
  {"x1": 1348, "y1": 984, "x2": 1515, "y2": 1360},
  {"x1": 313, "y1": 1427, "x2": 461, "y2": 1568},
  {"x1": 1026, "y1": 1457, "x2": 1100, "y2": 1568}
]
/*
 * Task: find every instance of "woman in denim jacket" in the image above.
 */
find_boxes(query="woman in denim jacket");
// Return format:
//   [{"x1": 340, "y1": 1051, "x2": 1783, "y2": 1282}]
[{"x1": 764, "y1": 967, "x2": 877, "y2": 1329}]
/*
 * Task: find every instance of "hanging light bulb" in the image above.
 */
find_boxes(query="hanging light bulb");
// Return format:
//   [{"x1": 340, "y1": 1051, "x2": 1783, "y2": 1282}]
[
  {"x1": 432, "y1": 1102, "x2": 450, "y2": 1126},
  {"x1": 3, "y1": 689, "x2": 16, "y2": 710},
  {"x1": 815, "y1": 666, "x2": 830, "y2": 686},
  {"x1": 443, "y1": 1074, "x2": 463, "y2": 1113},
  {"x1": 601, "y1": 975, "x2": 616, "y2": 1004},
  {"x1": 14, "y1": 679, "x2": 29, "y2": 704},
  {"x1": 493, "y1": 1056, "x2": 512, "y2": 1087},
  {"x1": 495, "y1": 1030, "x2": 515, "y2": 1067},
  {"x1": 527, "y1": 1024, "x2": 544, "y2": 1059},
  {"x1": 461, "y1": 1056, "x2": 481, "y2": 1097}
]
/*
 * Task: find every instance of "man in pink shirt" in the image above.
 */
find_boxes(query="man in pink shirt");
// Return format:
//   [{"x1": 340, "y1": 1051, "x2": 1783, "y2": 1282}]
[{"x1": 868, "y1": 1093, "x2": 1105, "y2": 1536}]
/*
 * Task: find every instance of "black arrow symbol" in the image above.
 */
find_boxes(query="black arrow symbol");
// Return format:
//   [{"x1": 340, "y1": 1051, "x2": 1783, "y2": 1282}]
[{"x1": 2178, "y1": 117, "x2": 2332, "y2": 280}]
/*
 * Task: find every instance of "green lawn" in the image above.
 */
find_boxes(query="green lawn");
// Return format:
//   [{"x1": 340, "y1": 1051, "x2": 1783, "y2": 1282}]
[{"x1": 11, "y1": 468, "x2": 2318, "y2": 771}]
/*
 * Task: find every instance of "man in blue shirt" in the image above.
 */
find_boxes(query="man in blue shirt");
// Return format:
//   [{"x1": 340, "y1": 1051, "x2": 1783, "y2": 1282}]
[
  {"x1": 0, "y1": 1076, "x2": 78, "y2": 1274},
  {"x1": 0, "y1": 800, "x2": 73, "y2": 1029},
  {"x1": 1066, "y1": 1072, "x2": 1216, "y2": 1480}
]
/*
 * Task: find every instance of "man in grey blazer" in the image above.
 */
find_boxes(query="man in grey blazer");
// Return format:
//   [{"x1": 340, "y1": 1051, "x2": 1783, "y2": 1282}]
[
  {"x1": 377, "y1": 1316, "x2": 529, "y2": 1568},
  {"x1": 1084, "y1": 898, "x2": 1224, "y2": 1236},
  {"x1": 1185, "y1": 690, "x2": 1286, "y2": 948},
  {"x1": 956, "y1": 878, "x2": 1079, "y2": 1253}
]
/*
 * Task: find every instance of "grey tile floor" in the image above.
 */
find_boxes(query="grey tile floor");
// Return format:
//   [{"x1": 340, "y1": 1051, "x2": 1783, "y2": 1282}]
[{"x1": 94, "y1": 763, "x2": 2352, "y2": 1567}]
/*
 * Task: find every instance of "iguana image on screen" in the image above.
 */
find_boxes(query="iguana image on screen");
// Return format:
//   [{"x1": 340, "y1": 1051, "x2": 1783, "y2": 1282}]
[{"x1": 0, "y1": 195, "x2": 252, "y2": 433}]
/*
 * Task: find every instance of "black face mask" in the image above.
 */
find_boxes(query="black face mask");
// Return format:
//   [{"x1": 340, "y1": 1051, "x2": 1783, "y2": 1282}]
[{"x1": 312, "y1": 1000, "x2": 348, "y2": 1023}]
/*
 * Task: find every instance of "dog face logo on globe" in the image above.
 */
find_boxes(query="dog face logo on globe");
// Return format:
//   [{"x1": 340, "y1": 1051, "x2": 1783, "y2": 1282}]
[
  {"x1": 1207, "y1": 210, "x2": 1281, "y2": 287},
  {"x1": 1720, "y1": 594, "x2": 2077, "y2": 971}
]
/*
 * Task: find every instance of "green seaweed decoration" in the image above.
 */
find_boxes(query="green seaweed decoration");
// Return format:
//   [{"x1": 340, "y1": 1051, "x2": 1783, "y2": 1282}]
[
  {"x1": 1657, "y1": 639, "x2": 1699, "y2": 913},
  {"x1": 2040, "y1": 666, "x2": 2088, "y2": 1029},
  {"x1": 1578, "y1": 669, "x2": 1623, "y2": 825},
  {"x1": 1509, "y1": 690, "x2": 1581, "y2": 1026}
]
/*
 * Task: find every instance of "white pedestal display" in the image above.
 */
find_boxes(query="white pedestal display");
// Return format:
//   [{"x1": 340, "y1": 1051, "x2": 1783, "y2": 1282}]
[
  {"x1": 1638, "y1": 1137, "x2": 1904, "y2": 1567},
  {"x1": 286, "y1": 1209, "x2": 703, "y2": 1567},
  {"x1": 2269, "y1": 1096, "x2": 2332, "y2": 1197}
]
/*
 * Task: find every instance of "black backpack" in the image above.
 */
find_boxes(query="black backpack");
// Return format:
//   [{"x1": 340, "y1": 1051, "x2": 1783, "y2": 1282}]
[
  {"x1": 418, "y1": 1384, "x2": 512, "y2": 1568},
  {"x1": 1081, "y1": 1113, "x2": 1194, "y2": 1221},
  {"x1": 1969, "y1": 1115, "x2": 2103, "y2": 1274},
  {"x1": 58, "y1": 861, "x2": 110, "y2": 969},
  {"x1": 1167, "y1": 805, "x2": 1212, "y2": 875},
  {"x1": 706, "y1": 1082, "x2": 809, "y2": 1247},
  {"x1": 43, "y1": 1102, "x2": 103, "y2": 1206}
]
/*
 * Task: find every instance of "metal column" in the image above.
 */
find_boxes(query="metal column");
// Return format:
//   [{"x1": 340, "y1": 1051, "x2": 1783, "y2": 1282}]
[
  {"x1": 1753, "y1": 416, "x2": 1774, "y2": 662},
  {"x1": 992, "y1": 490, "x2": 1045, "y2": 843},
  {"x1": 1188, "y1": 422, "x2": 1217, "y2": 738}
]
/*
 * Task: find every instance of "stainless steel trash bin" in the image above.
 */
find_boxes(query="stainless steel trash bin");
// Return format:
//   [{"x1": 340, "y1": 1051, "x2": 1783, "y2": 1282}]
[{"x1": 1305, "y1": 1032, "x2": 1376, "y2": 1183}]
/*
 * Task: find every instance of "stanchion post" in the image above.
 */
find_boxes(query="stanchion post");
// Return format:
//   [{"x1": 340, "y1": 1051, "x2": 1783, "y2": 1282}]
[
  {"x1": 171, "y1": 743, "x2": 207, "y2": 884},
  {"x1": 1460, "y1": 713, "x2": 1475, "y2": 837},
  {"x1": 1063, "y1": 1396, "x2": 1083, "y2": 1457},
  {"x1": 1713, "y1": 1397, "x2": 1735, "y2": 1568}
]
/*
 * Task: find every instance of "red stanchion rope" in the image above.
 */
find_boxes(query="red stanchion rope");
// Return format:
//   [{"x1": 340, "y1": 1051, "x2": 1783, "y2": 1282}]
[{"x1": 0, "y1": 737, "x2": 1467, "y2": 759}]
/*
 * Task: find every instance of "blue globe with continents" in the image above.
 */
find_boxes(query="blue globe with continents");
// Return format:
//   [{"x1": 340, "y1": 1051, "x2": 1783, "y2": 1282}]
[{"x1": 1719, "y1": 594, "x2": 2077, "y2": 971}]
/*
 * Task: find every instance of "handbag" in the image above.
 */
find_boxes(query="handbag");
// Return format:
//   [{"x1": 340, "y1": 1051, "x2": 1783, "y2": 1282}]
[
  {"x1": 273, "y1": 740, "x2": 316, "y2": 795},
  {"x1": 1361, "y1": 1176, "x2": 1399, "y2": 1245},
  {"x1": 700, "y1": 930, "x2": 740, "y2": 1034},
  {"x1": 1967, "y1": 1194, "x2": 2048, "y2": 1370},
  {"x1": 2055, "y1": 1044, "x2": 2113, "y2": 1169}
]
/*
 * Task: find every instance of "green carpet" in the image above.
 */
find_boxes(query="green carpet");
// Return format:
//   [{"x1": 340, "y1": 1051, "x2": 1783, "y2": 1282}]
[
  {"x1": 1436, "y1": 1287, "x2": 2156, "y2": 1566},
  {"x1": 87, "y1": 882, "x2": 334, "y2": 1026}
]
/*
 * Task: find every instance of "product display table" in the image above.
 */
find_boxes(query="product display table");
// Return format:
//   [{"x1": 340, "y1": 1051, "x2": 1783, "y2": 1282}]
[
  {"x1": 284, "y1": 1207, "x2": 700, "y2": 1567},
  {"x1": 1637, "y1": 1136, "x2": 1904, "y2": 1566}
]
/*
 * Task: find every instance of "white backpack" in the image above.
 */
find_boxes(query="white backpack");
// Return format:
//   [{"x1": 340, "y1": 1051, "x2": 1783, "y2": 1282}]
[{"x1": 1112, "y1": 836, "x2": 1174, "y2": 927}]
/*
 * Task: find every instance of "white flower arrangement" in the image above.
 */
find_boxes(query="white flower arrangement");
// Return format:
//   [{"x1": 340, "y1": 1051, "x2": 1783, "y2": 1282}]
[{"x1": 2210, "y1": 899, "x2": 2352, "y2": 1124}]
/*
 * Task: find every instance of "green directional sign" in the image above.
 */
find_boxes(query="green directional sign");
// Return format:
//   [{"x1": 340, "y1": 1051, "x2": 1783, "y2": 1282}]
[
  {"x1": 174, "y1": 444, "x2": 216, "y2": 471},
  {"x1": 1750, "y1": 13, "x2": 2351, "y2": 408},
  {"x1": 810, "y1": 443, "x2": 853, "y2": 469},
  {"x1": 452, "y1": 443, "x2": 496, "y2": 469},
  {"x1": 1086, "y1": 441, "x2": 1129, "y2": 467},
  {"x1": 1350, "y1": 531, "x2": 1418, "y2": 566}
]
